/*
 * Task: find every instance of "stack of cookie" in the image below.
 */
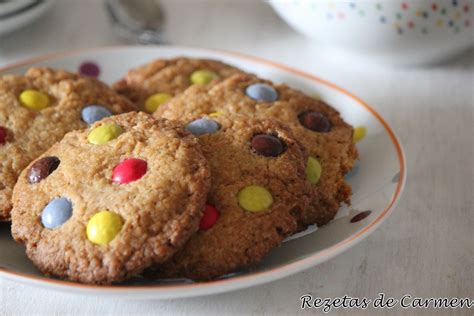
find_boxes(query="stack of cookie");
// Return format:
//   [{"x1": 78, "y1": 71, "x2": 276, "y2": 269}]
[{"x1": 3, "y1": 57, "x2": 357, "y2": 284}]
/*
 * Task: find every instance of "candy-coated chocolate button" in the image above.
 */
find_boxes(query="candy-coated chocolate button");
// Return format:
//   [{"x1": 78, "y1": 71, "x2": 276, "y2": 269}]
[
  {"x1": 79, "y1": 61, "x2": 100, "y2": 77},
  {"x1": 87, "y1": 123, "x2": 123, "y2": 145},
  {"x1": 353, "y1": 126, "x2": 367, "y2": 143},
  {"x1": 86, "y1": 210, "x2": 123, "y2": 245},
  {"x1": 245, "y1": 83, "x2": 278, "y2": 102},
  {"x1": 41, "y1": 197, "x2": 73, "y2": 229},
  {"x1": 238, "y1": 185, "x2": 273, "y2": 212},
  {"x1": 350, "y1": 210, "x2": 372, "y2": 223},
  {"x1": 81, "y1": 105, "x2": 113, "y2": 125},
  {"x1": 208, "y1": 111, "x2": 223, "y2": 118},
  {"x1": 298, "y1": 111, "x2": 331, "y2": 132},
  {"x1": 186, "y1": 118, "x2": 220, "y2": 136},
  {"x1": 311, "y1": 93, "x2": 322, "y2": 100},
  {"x1": 190, "y1": 70, "x2": 218, "y2": 85},
  {"x1": 392, "y1": 172, "x2": 400, "y2": 183},
  {"x1": 144, "y1": 93, "x2": 172, "y2": 113},
  {"x1": 0, "y1": 126, "x2": 7, "y2": 145},
  {"x1": 251, "y1": 134, "x2": 285, "y2": 157},
  {"x1": 199, "y1": 204, "x2": 219, "y2": 231},
  {"x1": 344, "y1": 162, "x2": 359, "y2": 180},
  {"x1": 306, "y1": 156, "x2": 322, "y2": 184},
  {"x1": 112, "y1": 158, "x2": 147, "y2": 184},
  {"x1": 19, "y1": 90, "x2": 49, "y2": 110},
  {"x1": 28, "y1": 156, "x2": 60, "y2": 184}
]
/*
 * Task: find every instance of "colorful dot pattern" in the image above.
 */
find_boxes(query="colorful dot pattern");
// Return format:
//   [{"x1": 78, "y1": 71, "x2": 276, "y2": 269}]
[{"x1": 282, "y1": 0, "x2": 472, "y2": 35}]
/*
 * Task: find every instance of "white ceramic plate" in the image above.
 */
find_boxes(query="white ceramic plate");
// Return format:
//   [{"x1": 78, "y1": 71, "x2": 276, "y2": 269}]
[{"x1": 0, "y1": 46, "x2": 406, "y2": 299}]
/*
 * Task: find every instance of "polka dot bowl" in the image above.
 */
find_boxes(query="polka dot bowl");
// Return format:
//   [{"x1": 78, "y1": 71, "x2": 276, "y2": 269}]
[
  {"x1": 270, "y1": 0, "x2": 474, "y2": 65},
  {"x1": 0, "y1": 46, "x2": 405, "y2": 299}
]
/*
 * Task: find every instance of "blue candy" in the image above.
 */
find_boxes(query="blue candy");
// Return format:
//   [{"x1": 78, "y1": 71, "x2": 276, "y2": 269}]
[
  {"x1": 392, "y1": 172, "x2": 400, "y2": 183},
  {"x1": 41, "y1": 197, "x2": 73, "y2": 229},
  {"x1": 344, "y1": 162, "x2": 359, "y2": 180},
  {"x1": 186, "y1": 118, "x2": 220, "y2": 136},
  {"x1": 81, "y1": 105, "x2": 113, "y2": 125},
  {"x1": 245, "y1": 83, "x2": 278, "y2": 102}
]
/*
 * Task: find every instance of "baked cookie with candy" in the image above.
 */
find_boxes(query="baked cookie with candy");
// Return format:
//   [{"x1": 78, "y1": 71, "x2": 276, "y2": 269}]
[
  {"x1": 113, "y1": 57, "x2": 244, "y2": 113},
  {"x1": 0, "y1": 67, "x2": 135, "y2": 221},
  {"x1": 155, "y1": 73, "x2": 358, "y2": 227},
  {"x1": 151, "y1": 115, "x2": 311, "y2": 280},
  {"x1": 11, "y1": 112, "x2": 211, "y2": 284}
]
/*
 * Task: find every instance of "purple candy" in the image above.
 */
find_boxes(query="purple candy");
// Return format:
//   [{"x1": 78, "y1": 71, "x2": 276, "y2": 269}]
[{"x1": 79, "y1": 62, "x2": 100, "y2": 78}]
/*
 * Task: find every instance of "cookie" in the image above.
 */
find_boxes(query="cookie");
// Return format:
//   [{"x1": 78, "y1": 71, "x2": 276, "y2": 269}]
[
  {"x1": 155, "y1": 73, "x2": 358, "y2": 227},
  {"x1": 150, "y1": 115, "x2": 311, "y2": 280},
  {"x1": 0, "y1": 67, "x2": 135, "y2": 221},
  {"x1": 113, "y1": 57, "x2": 244, "y2": 113},
  {"x1": 11, "y1": 112, "x2": 211, "y2": 284}
]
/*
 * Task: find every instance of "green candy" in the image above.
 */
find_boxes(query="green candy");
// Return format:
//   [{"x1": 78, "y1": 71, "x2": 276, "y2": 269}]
[
  {"x1": 190, "y1": 70, "x2": 218, "y2": 85},
  {"x1": 238, "y1": 185, "x2": 273, "y2": 212},
  {"x1": 306, "y1": 156, "x2": 322, "y2": 184}
]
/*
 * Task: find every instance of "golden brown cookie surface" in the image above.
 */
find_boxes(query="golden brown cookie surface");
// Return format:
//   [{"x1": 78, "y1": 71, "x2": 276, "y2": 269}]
[
  {"x1": 11, "y1": 112, "x2": 211, "y2": 284},
  {"x1": 0, "y1": 67, "x2": 135, "y2": 221},
  {"x1": 156, "y1": 73, "x2": 357, "y2": 227},
  {"x1": 113, "y1": 57, "x2": 244, "y2": 112},
  {"x1": 151, "y1": 115, "x2": 311, "y2": 280}
]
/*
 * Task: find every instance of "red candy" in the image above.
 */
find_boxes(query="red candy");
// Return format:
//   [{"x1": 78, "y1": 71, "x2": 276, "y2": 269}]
[
  {"x1": 0, "y1": 126, "x2": 7, "y2": 145},
  {"x1": 199, "y1": 204, "x2": 219, "y2": 231},
  {"x1": 112, "y1": 158, "x2": 147, "y2": 184}
]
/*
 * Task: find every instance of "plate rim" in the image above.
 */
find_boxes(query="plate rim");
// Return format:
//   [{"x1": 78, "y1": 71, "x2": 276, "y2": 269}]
[{"x1": 0, "y1": 45, "x2": 406, "y2": 297}]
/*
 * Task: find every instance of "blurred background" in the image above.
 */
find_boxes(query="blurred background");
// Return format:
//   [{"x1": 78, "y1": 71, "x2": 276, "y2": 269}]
[
  {"x1": 1, "y1": 0, "x2": 473, "y2": 68},
  {"x1": 1, "y1": 1, "x2": 473, "y2": 315},
  {"x1": 1, "y1": 0, "x2": 472, "y2": 127}
]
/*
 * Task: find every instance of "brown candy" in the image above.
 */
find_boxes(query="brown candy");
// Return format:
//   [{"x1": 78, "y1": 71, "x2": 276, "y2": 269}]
[
  {"x1": 298, "y1": 111, "x2": 332, "y2": 132},
  {"x1": 251, "y1": 134, "x2": 285, "y2": 157},
  {"x1": 27, "y1": 156, "x2": 60, "y2": 184},
  {"x1": 0, "y1": 126, "x2": 7, "y2": 145},
  {"x1": 350, "y1": 210, "x2": 372, "y2": 223}
]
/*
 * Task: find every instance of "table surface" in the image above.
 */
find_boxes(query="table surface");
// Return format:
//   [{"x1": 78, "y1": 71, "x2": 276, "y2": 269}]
[{"x1": 0, "y1": 1, "x2": 473, "y2": 315}]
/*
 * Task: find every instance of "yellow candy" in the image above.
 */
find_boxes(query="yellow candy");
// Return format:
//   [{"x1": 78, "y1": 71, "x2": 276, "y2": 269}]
[
  {"x1": 311, "y1": 93, "x2": 322, "y2": 100},
  {"x1": 306, "y1": 156, "x2": 322, "y2": 184},
  {"x1": 87, "y1": 123, "x2": 123, "y2": 145},
  {"x1": 86, "y1": 210, "x2": 123, "y2": 245},
  {"x1": 238, "y1": 185, "x2": 273, "y2": 212},
  {"x1": 144, "y1": 93, "x2": 172, "y2": 113},
  {"x1": 208, "y1": 111, "x2": 223, "y2": 118},
  {"x1": 353, "y1": 126, "x2": 367, "y2": 143},
  {"x1": 190, "y1": 70, "x2": 218, "y2": 85},
  {"x1": 19, "y1": 89, "x2": 49, "y2": 110}
]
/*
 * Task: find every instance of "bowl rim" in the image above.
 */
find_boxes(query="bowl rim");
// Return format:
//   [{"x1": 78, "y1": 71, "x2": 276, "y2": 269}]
[
  {"x1": 0, "y1": 0, "x2": 48, "y2": 21},
  {"x1": 0, "y1": 45, "x2": 406, "y2": 296}
]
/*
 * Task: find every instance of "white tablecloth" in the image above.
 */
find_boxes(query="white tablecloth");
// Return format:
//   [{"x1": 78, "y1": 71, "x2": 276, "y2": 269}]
[{"x1": 1, "y1": 1, "x2": 473, "y2": 315}]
